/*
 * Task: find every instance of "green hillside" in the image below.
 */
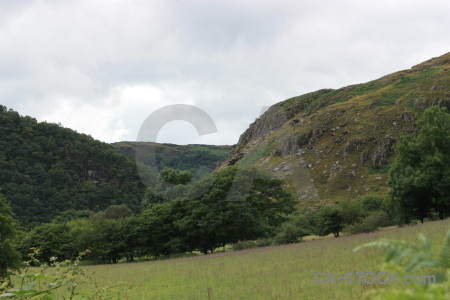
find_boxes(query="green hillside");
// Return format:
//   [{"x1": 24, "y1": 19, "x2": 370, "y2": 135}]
[
  {"x1": 113, "y1": 141, "x2": 231, "y2": 179},
  {"x1": 221, "y1": 52, "x2": 450, "y2": 207},
  {"x1": 0, "y1": 106, "x2": 146, "y2": 225}
]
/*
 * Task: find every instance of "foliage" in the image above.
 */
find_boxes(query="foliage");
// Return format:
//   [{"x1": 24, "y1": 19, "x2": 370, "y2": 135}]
[
  {"x1": 177, "y1": 166, "x2": 296, "y2": 253},
  {"x1": 0, "y1": 105, "x2": 145, "y2": 225},
  {"x1": 100, "y1": 205, "x2": 133, "y2": 220},
  {"x1": 159, "y1": 167, "x2": 194, "y2": 184},
  {"x1": 0, "y1": 249, "x2": 123, "y2": 299},
  {"x1": 18, "y1": 166, "x2": 295, "y2": 261},
  {"x1": 232, "y1": 238, "x2": 273, "y2": 251},
  {"x1": 273, "y1": 218, "x2": 311, "y2": 245},
  {"x1": 344, "y1": 211, "x2": 390, "y2": 234},
  {"x1": 141, "y1": 168, "x2": 194, "y2": 210},
  {"x1": 0, "y1": 194, "x2": 20, "y2": 280},
  {"x1": 113, "y1": 142, "x2": 230, "y2": 180},
  {"x1": 361, "y1": 194, "x2": 384, "y2": 212},
  {"x1": 354, "y1": 228, "x2": 450, "y2": 299},
  {"x1": 389, "y1": 106, "x2": 450, "y2": 223},
  {"x1": 51, "y1": 210, "x2": 93, "y2": 224},
  {"x1": 318, "y1": 206, "x2": 344, "y2": 237}
]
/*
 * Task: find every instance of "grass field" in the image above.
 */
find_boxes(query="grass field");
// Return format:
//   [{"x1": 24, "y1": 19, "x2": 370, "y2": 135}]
[{"x1": 47, "y1": 219, "x2": 450, "y2": 299}]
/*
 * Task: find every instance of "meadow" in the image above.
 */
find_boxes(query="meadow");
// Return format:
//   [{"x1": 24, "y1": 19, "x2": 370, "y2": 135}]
[{"x1": 50, "y1": 219, "x2": 450, "y2": 299}]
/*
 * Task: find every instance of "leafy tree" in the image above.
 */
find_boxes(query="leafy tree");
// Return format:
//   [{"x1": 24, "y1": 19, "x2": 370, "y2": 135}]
[
  {"x1": 102, "y1": 205, "x2": 133, "y2": 219},
  {"x1": 178, "y1": 167, "x2": 296, "y2": 253},
  {"x1": 0, "y1": 194, "x2": 20, "y2": 280},
  {"x1": 20, "y1": 223, "x2": 73, "y2": 263},
  {"x1": 51, "y1": 209, "x2": 93, "y2": 223},
  {"x1": 337, "y1": 200, "x2": 366, "y2": 227},
  {"x1": 313, "y1": 206, "x2": 344, "y2": 237},
  {"x1": 389, "y1": 106, "x2": 450, "y2": 223},
  {"x1": 273, "y1": 217, "x2": 311, "y2": 244},
  {"x1": 361, "y1": 194, "x2": 384, "y2": 212},
  {"x1": 160, "y1": 167, "x2": 194, "y2": 184},
  {"x1": 139, "y1": 202, "x2": 188, "y2": 256},
  {"x1": 141, "y1": 168, "x2": 194, "y2": 210}
]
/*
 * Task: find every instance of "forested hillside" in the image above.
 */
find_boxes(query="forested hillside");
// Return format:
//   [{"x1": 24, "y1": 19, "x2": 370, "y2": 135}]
[
  {"x1": 113, "y1": 142, "x2": 230, "y2": 179},
  {"x1": 0, "y1": 106, "x2": 145, "y2": 225}
]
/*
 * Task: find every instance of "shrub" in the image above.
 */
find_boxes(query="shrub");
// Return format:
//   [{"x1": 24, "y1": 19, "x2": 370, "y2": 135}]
[
  {"x1": 343, "y1": 211, "x2": 390, "y2": 234},
  {"x1": 232, "y1": 239, "x2": 273, "y2": 251},
  {"x1": 361, "y1": 194, "x2": 384, "y2": 212},
  {"x1": 273, "y1": 218, "x2": 311, "y2": 245}
]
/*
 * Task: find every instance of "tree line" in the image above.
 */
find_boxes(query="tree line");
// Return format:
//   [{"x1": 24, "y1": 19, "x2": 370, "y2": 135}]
[{"x1": 5, "y1": 166, "x2": 295, "y2": 264}]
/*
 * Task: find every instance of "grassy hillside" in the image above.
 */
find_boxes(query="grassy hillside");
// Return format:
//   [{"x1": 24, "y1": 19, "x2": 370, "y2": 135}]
[
  {"x1": 46, "y1": 219, "x2": 450, "y2": 299},
  {"x1": 0, "y1": 106, "x2": 146, "y2": 225},
  {"x1": 113, "y1": 142, "x2": 231, "y2": 179},
  {"x1": 221, "y1": 52, "x2": 450, "y2": 207}
]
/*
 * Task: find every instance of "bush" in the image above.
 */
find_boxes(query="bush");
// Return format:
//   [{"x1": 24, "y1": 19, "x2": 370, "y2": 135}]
[
  {"x1": 273, "y1": 218, "x2": 311, "y2": 245},
  {"x1": 232, "y1": 239, "x2": 273, "y2": 251},
  {"x1": 343, "y1": 211, "x2": 390, "y2": 234},
  {"x1": 361, "y1": 194, "x2": 384, "y2": 212}
]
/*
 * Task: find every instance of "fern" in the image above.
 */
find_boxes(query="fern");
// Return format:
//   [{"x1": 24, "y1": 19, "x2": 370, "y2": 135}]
[{"x1": 354, "y1": 228, "x2": 450, "y2": 299}]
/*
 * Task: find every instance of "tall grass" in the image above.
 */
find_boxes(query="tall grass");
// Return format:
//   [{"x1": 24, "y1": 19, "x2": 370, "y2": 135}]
[{"x1": 50, "y1": 219, "x2": 450, "y2": 299}]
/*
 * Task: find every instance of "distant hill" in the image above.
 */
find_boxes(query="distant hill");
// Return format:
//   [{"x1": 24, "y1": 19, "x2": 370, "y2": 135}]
[
  {"x1": 0, "y1": 106, "x2": 146, "y2": 225},
  {"x1": 112, "y1": 142, "x2": 231, "y2": 179},
  {"x1": 220, "y1": 52, "x2": 450, "y2": 206}
]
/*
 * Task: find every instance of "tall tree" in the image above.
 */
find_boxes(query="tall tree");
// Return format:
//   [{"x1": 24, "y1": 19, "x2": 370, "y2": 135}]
[
  {"x1": 389, "y1": 106, "x2": 450, "y2": 223},
  {"x1": 178, "y1": 167, "x2": 296, "y2": 253}
]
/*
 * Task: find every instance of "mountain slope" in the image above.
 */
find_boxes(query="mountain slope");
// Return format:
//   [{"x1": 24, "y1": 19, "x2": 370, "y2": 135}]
[
  {"x1": 0, "y1": 106, "x2": 146, "y2": 225},
  {"x1": 220, "y1": 52, "x2": 450, "y2": 205}
]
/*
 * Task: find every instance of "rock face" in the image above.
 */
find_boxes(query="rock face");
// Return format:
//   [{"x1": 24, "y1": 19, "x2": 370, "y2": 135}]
[{"x1": 220, "y1": 51, "x2": 450, "y2": 204}]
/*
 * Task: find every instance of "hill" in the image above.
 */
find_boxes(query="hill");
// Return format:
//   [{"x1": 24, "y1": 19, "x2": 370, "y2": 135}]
[
  {"x1": 0, "y1": 106, "x2": 146, "y2": 225},
  {"x1": 113, "y1": 142, "x2": 231, "y2": 179},
  {"x1": 220, "y1": 52, "x2": 450, "y2": 206}
]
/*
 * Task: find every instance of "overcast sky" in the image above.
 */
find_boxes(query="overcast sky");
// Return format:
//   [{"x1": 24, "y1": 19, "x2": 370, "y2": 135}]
[{"x1": 1, "y1": 0, "x2": 449, "y2": 145}]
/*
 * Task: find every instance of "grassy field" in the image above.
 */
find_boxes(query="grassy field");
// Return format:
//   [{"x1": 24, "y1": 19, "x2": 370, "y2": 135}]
[{"x1": 48, "y1": 219, "x2": 450, "y2": 299}]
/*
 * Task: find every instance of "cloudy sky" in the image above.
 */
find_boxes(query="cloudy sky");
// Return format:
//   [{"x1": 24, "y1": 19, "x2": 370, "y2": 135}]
[{"x1": 1, "y1": 0, "x2": 449, "y2": 145}]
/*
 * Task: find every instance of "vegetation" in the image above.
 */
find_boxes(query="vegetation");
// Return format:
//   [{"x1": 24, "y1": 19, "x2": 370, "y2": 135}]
[
  {"x1": 113, "y1": 141, "x2": 230, "y2": 179},
  {"x1": 355, "y1": 227, "x2": 450, "y2": 299},
  {"x1": 18, "y1": 166, "x2": 295, "y2": 262},
  {"x1": 0, "y1": 250, "x2": 122, "y2": 299},
  {"x1": 1, "y1": 53, "x2": 450, "y2": 298},
  {"x1": 11, "y1": 218, "x2": 449, "y2": 299},
  {"x1": 226, "y1": 52, "x2": 450, "y2": 206},
  {"x1": 0, "y1": 105, "x2": 145, "y2": 225},
  {"x1": 0, "y1": 194, "x2": 20, "y2": 281},
  {"x1": 389, "y1": 106, "x2": 450, "y2": 223}
]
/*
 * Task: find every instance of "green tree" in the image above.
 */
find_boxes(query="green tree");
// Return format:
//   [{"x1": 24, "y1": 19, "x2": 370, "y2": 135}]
[
  {"x1": 102, "y1": 205, "x2": 133, "y2": 219},
  {"x1": 160, "y1": 167, "x2": 194, "y2": 184},
  {"x1": 389, "y1": 106, "x2": 450, "y2": 223},
  {"x1": 312, "y1": 206, "x2": 344, "y2": 238},
  {"x1": 20, "y1": 223, "x2": 73, "y2": 263},
  {"x1": 179, "y1": 167, "x2": 296, "y2": 253},
  {"x1": 0, "y1": 194, "x2": 20, "y2": 280},
  {"x1": 141, "y1": 168, "x2": 195, "y2": 210}
]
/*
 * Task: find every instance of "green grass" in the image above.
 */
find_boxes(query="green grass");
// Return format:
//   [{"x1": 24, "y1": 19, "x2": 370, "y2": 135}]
[{"x1": 47, "y1": 219, "x2": 450, "y2": 299}]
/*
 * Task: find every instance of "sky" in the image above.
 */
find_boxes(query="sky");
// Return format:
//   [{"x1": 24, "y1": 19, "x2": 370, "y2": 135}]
[{"x1": 1, "y1": 0, "x2": 449, "y2": 145}]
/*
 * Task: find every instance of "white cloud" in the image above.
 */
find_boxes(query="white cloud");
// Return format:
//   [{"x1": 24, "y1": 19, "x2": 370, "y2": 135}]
[{"x1": 1, "y1": 0, "x2": 449, "y2": 145}]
